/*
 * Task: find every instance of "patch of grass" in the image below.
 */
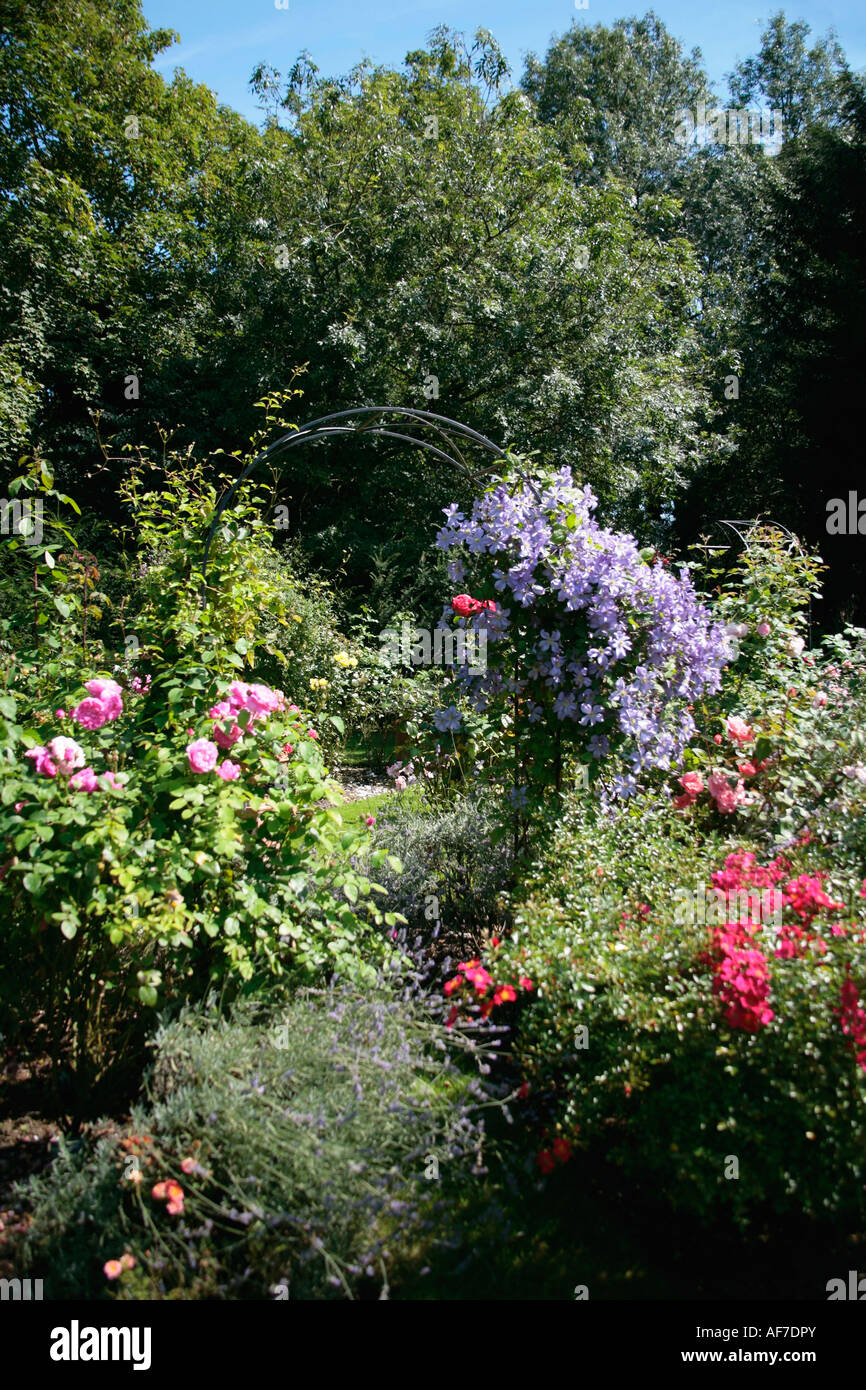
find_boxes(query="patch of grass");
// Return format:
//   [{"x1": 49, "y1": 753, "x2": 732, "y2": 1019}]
[{"x1": 340, "y1": 791, "x2": 395, "y2": 828}]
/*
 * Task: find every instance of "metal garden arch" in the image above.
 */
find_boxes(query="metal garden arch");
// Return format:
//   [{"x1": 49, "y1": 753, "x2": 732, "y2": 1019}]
[{"x1": 200, "y1": 406, "x2": 514, "y2": 601}]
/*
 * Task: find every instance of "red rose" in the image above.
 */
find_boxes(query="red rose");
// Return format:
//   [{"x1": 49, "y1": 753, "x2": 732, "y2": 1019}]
[{"x1": 451, "y1": 594, "x2": 497, "y2": 617}]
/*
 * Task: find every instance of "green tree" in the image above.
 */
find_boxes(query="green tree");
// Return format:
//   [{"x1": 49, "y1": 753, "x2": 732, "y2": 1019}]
[
  {"x1": 728, "y1": 11, "x2": 849, "y2": 139},
  {"x1": 522, "y1": 12, "x2": 713, "y2": 194}
]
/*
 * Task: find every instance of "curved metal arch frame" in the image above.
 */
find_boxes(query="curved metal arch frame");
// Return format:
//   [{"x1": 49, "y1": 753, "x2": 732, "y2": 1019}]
[
  {"x1": 715, "y1": 519, "x2": 802, "y2": 552},
  {"x1": 199, "y1": 406, "x2": 512, "y2": 600}
]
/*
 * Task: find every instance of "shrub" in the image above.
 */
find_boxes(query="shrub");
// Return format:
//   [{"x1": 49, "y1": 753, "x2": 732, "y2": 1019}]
[
  {"x1": 491, "y1": 792, "x2": 866, "y2": 1226},
  {"x1": 370, "y1": 792, "x2": 512, "y2": 951},
  {"x1": 14, "y1": 983, "x2": 493, "y2": 1299},
  {"x1": 0, "y1": 457, "x2": 403, "y2": 1095}
]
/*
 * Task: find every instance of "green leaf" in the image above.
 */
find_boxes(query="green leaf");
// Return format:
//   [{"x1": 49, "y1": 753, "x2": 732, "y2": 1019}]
[{"x1": 53, "y1": 596, "x2": 71, "y2": 619}]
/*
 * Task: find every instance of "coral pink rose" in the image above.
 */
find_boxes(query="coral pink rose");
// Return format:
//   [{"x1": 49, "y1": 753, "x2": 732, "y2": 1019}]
[
  {"x1": 726, "y1": 717, "x2": 754, "y2": 743},
  {"x1": 708, "y1": 772, "x2": 746, "y2": 814},
  {"x1": 451, "y1": 594, "x2": 497, "y2": 617},
  {"x1": 679, "y1": 771, "x2": 704, "y2": 797}
]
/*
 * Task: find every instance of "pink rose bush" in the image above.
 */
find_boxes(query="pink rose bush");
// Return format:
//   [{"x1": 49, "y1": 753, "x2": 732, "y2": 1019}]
[
  {"x1": 189, "y1": 681, "x2": 291, "y2": 777},
  {"x1": 672, "y1": 716, "x2": 759, "y2": 816}
]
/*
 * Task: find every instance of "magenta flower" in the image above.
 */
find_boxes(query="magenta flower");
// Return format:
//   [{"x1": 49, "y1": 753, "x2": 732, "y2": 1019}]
[
  {"x1": 85, "y1": 678, "x2": 123, "y2": 718},
  {"x1": 245, "y1": 683, "x2": 285, "y2": 714},
  {"x1": 70, "y1": 766, "x2": 99, "y2": 793},
  {"x1": 216, "y1": 760, "x2": 240, "y2": 781},
  {"x1": 226, "y1": 681, "x2": 251, "y2": 710},
  {"x1": 24, "y1": 745, "x2": 57, "y2": 778},
  {"x1": 187, "y1": 738, "x2": 218, "y2": 773},
  {"x1": 213, "y1": 720, "x2": 243, "y2": 750},
  {"x1": 71, "y1": 697, "x2": 111, "y2": 730}
]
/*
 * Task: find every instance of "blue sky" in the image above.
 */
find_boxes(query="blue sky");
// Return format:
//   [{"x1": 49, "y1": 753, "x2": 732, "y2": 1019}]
[{"x1": 142, "y1": 0, "x2": 866, "y2": 124}]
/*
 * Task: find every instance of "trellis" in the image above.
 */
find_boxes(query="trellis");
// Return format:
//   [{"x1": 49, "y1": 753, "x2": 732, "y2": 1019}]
[{"x1": 200, "y1": 406, "x2": 509, "y2": 599}]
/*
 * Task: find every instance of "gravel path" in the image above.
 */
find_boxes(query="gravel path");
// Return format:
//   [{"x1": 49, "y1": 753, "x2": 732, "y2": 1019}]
[{"x1": 334, "y1": 766, "x2": 394, "y2": 801}]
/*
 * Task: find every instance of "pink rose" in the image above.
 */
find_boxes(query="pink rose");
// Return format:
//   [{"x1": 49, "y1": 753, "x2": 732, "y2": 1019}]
[
  {"x1": 679, "y1": 771, "x2": 704, "y2": 797},
  {"x1": 756, "y1": 622, "x2": 770, "y2": 637},
  {"x1": 187, "y1": 738, "x2": 218, "y2": 773},
  {"x1": 672, "y1": 792, "x2": 694, "y2": 810},
  {"x1": 708, "y1": 772, "x2": 746, "y2": 814},
  {"x1": 72, "y1": 697, "x2": 111, "y2": 730},
  {"x1": 726, "y1": 716, "x2": 754, "y2": 743},
  {"x1": 245, "y1": 683, "x2": 285, "y2": 714},
  {"x1": 216, "y1": 760, "x2": 240, "y2": 781},
  {"x1": 214, "y1": 722, "x2": 243, "y2": 749},
  {"x1": 55, "y1": 708, "x2": 66, "y2": 719},
  {"x1": 85, "y1": 678, "x2": 123, "y2": 719},
  {"x1": 365, "y1": 815, "x2": 376, "y2": 827},
  {"x1": 24, "y1": 745, "x2": 57, "y2": 778},
  {"x1": 813, "y1": 691, "x2": 828, "y2": 708},
  {"x1": 226, "y1": 681, "x2": 251, "y2": 710},
  {"x1": 70, "y1": 766, "x2": 99, "y2": 793},
  {"x1": 307, "y1": 728, "x2": 319, "y2": 740},
  {"x1": 101, "y1": 771, "x2": 127, "y2": 789}
]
